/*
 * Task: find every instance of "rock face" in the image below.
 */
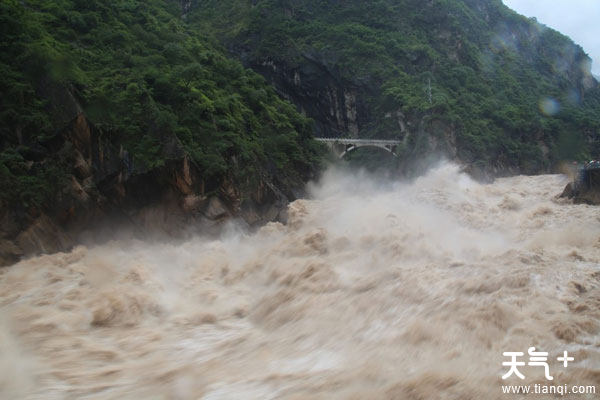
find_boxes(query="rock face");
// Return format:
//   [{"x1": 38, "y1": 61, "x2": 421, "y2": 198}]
[
  {"x1": 0, "y1": 95, "x2": 294, "y2": 267},
  {"x1": 251, "y1": 55, "x2": 366, "y2": 139},
  {"x1": 577, "y1": 189, "x2": 600, "y2": 205},
  {"x1": 248, "y1": 54, "x2": 464, "y2": 174},
  {"x1": 560, "y1": 168, "x2": 600, "y2": 205}
]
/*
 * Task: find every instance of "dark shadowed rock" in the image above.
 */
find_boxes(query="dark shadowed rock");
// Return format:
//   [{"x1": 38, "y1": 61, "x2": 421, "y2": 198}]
[
  {"x1": 560, "y1": 168, "x2": 600, "y2": 205},
  {"x1": 203, "y1": 197, "x2": 229, "y2": 220},
  {"x1": 15, "y1": 214, "x2": 73, "y2": 256},
  {"x1": 0, "y1": 239, "x2": 22, "y2": 267},
  {"x1": 559, "y1": 182, "x2": 574, "y2": 199}
]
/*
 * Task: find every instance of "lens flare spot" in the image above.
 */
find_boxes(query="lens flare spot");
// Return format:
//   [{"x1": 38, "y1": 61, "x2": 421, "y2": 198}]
[{"x1": 539, "y1": 97, "x2": 560, "y2": 116}]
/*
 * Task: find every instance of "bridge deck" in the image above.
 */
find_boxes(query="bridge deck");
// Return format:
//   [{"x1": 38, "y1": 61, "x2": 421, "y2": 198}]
[{"x1": 315, "y1": 137, "x2": 401, "y2": 145}]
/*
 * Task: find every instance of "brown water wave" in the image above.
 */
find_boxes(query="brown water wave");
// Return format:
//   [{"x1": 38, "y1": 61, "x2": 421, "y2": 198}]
[{"x1": 1, "y1": 163, "x2": 599, "y2": 399}]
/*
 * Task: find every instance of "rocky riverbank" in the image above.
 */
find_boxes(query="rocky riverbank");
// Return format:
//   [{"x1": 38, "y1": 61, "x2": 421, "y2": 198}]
[
  {"x1": 559, "y1": 164, "x2": 600, "y2": 205},
  {"x1": 0, "y1": 109, "x2": 300, "y2": 267}
]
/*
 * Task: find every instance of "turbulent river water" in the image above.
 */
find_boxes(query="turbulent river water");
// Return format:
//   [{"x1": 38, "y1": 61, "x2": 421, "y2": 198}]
[{"x1": 1, "y1": 163, "x2": 599, "y2": 399}]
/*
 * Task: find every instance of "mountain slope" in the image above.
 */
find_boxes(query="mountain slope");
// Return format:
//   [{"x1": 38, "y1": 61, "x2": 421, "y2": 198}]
[
  {"x1": 0, "y1": 0, "x2": 323, "y2": 264},
  {"x1": 189, "y1": 0, "x2": 600, "y2": 174}
]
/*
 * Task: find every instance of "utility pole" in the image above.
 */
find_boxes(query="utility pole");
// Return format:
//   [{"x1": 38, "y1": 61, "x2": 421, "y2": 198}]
[{"x1": 427, "y1": 77, "x2": 432, "y2": 105}]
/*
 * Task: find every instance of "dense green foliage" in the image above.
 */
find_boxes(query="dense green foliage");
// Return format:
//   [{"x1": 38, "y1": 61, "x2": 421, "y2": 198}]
[
  {"x1": 0, "y1": 0, "x2": 322, "y2": 208},
  {"x1": 2, "y1": 0, "x2": 600, "y2": 211},
  {"x1": 190, "y1": 0, "x2": 600, "y2": 173}
]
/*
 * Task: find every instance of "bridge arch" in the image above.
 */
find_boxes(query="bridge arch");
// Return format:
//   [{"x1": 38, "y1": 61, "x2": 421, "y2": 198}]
[
  {"x1": 339, "y1": 144, "x2": 397, "y2": 158},
  {"x1": 315, "y1": 138, "x2": 401, "y2": 159}
]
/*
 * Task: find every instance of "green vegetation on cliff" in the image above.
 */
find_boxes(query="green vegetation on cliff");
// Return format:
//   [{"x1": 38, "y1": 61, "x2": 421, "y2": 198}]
[
  {"x1": 0, "y1": 0, "x2": 322, "y2": 208},
  {"x1": 189, "y1": 0, "x2": 600, "y2": 173},
  {"x1": 2, "y1": 0, "x2": 600, "y2": 213}
]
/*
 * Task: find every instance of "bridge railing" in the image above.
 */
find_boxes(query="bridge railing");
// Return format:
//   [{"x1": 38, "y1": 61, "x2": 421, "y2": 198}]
[{"x1": 314, "y1": 137, "x2": 401, "y2": 145}]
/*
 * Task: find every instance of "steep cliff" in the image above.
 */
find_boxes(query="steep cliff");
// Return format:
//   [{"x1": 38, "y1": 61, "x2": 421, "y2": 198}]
[
  {"x1": 189, "y1": 0, "x2": 600, "y2": 175},
  {"x1": 0, "y1": 0, "x2": 323, "y2": 265}
]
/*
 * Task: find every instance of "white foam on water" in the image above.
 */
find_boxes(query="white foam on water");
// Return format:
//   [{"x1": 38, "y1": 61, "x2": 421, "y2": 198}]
[{"x1": 2, "y1": 163, "x2": 599, "y2": 399}]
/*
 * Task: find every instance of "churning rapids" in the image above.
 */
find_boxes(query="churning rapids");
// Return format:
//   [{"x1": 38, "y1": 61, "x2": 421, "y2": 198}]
[{"x1": 1, "y1": 163, "x2": 600, "y2": 399}]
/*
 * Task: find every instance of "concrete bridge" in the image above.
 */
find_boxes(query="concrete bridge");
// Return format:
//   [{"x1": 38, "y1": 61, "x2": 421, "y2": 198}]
[{"x1": 315, "y1": 137, "x2": 402, "y2": 158}]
